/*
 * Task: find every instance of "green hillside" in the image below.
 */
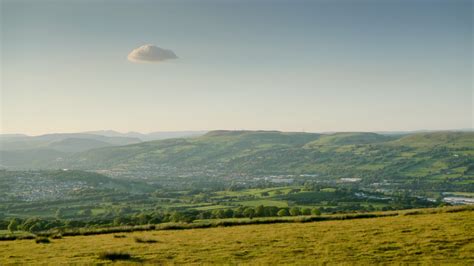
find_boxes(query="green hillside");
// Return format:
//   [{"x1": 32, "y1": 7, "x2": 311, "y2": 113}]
[
  {"x1": 47, "y1": 138, "x2": 114, "y2": 153},
  {"x1": 0, "y1": 149, "x2": 66, "y2": 169},
  {"x1": 59, "y1": 130, "x2": 323, "y2": 171},
  {"x1": 304, "y1": 132, "x2": 396, "y2": 147},
  {"x1": 46, "y1": 131, "x2": 472, "y2": 189},
  {"x1": 389, "y1": 131, "x2": 474, "y2": 149},
  {"x1": 0, "y1": 133, "x2": 140, "y2": 151},
  {"x1": 2, "y1": 131, "x2": 473, "y2": 193},
  {"x1": 0, "y1": 133, "x2": 142, "y2": 168}
]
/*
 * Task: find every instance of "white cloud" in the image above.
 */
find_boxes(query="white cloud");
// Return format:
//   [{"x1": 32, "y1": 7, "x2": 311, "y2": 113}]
[{"x1": 127, "y1": 44, "x2": 178, "y2": 63}]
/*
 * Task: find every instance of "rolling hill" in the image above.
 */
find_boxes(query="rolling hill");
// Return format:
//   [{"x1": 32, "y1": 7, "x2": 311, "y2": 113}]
[
  {"x1": 0, "y1": 133, "x2": 141, "y2": 151},
  {"x1": 1, "y1": 131, "x2": 472, "y2": 190},
  {"x1": 0, "y1": 133, "x2": 142, "y2": 168},
  {"x1": 32, "y1": 131, "x2": 472, "y2": 188},
  {"x1": 83, "y1": 130, "x2": 207, "y2": 141},
  {"x1": 45, "y1": 138, "x2": 114, "y2": 153},
  {"x1": 53, "y1": 130, "x2": 323, "y2": 172},
  {"x1": 303, "y1": 132, "x2": 397, "y2": 147}
]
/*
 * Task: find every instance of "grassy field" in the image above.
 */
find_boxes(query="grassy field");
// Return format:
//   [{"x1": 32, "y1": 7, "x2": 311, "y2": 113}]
[{"x1": 1, "y1": 208, "x2": 473, "y2": 264}]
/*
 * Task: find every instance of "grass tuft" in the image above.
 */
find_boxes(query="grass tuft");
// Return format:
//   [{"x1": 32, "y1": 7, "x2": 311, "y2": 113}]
[
  {"x1": 35, "y1": 237, "x2": 50, "y2": 244},
  {"x1": 51, "y1": 234, "x2": 62, "y2": 239},
  {"x1": 98, "y1": 251, "x2": 132, "y2": 261},
  {"x1": 134, "y1": 237, "x2": 158, "y2": 243}
]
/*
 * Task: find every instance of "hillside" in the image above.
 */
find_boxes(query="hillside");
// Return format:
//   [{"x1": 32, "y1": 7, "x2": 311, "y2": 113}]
[
  {"x1": 84, "y1": 130, "x2": 207, "y2": 141},
  {"x1": 44, "y1": 131, "x2": 473, "y2": 188},
  {"x1": 0, "y1": 169, "x2": 154, "y2": 204},
  {"x1": 303, "y1": 132, "x2": 397, "y2": 147},
  {"x1": 1, "y1": 131, "x2": 473, "y2": 193},
  {"x1": 0, "y1": 133, "x2": 142, "y2": 168},
  {"x1": 0, "y1": 149, "x2": 66, "y2": 169},
  {"x1": 1, "y1": 208, "x2": 472, "y2": 264},
  {"x1": 46, "y1": 138, "x2": 114, "y2": 153},
  {"x1": 389, "y1": 131, "x2": 474, "y2": 149},
  {"x1": 0, "y1": 133, "x2": 140, "y2": 150},
  {"x1": 55, "y1": 130, "x2": 323, "y2": 172}
]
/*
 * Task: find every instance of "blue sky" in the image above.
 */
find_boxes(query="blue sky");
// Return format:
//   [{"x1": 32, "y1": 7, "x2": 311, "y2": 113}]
[{"x1": 1, "y1": 0, "x2": 472, "y2": 135}]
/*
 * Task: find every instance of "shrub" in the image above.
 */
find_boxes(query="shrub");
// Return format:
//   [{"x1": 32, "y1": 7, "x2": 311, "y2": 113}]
[
  {"x1": 403, "y1": 210, "x2": 423, "y2": 216},
  {"x1": 277, "y1": 209, "x2": 289, "y2": 217},
  {"x1": 98, "y1": 251, "x2": 132, "y2": 261},
  {"x1": 301, "y1": 208, "x2": 312, "y2": 215},
  {"x1": 134, "y1": 237, "x2": 158, "y2": 243},
  {"x1": 51, "y1": 234, "x2": 62, "y2": 239},
  {"x1": 311, "y1": 208, "x2": 321, "y2": 216},
  {"x1": 114, "y1": 234, "x2": 126, "y2": 238},
  {"x1": 289, "y1": 207, "x2": 301, "y2": 216},
  {"x1": 35, "y1": 237, "x2": 50, "y2": 244}
]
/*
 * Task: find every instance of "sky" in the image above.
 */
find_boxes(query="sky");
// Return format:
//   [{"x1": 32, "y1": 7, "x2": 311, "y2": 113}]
[{"x1": 1, "y1": 0, "x2": 472, "y2": 135}]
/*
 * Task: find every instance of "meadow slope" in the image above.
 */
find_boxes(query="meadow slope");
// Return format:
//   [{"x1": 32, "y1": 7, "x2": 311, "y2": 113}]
[{"x1": 1, "y1": 209, "x2": 473, "y2": 264}]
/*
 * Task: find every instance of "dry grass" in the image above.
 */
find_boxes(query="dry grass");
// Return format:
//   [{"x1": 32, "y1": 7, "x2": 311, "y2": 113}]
[{"x1": 1, "y1": 209, "x2": 473, "y2": 264}]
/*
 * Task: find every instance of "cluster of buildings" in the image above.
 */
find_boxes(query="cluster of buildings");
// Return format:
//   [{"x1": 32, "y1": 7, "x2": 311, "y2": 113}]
[{"x1": 7, "y1": 174, "x2": 92, "y2": 201}]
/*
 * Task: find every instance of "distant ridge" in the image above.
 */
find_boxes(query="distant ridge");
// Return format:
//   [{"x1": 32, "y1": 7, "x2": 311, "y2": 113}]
[
  {"x1": 203, "y1": 130, "x2": 281, "y2": 137},
  {"x1": 304, "y1": 132, "x2": 396, "y2": 147},
  {"x1": 4, "y1": 130, "x2": 466, "y2": 175},
  {"x1": 83, "y1": 130, "x2": 207, "y2": 141},
  {"x1": 1, "y1": 130, "x2": 472, "y2": 180}
]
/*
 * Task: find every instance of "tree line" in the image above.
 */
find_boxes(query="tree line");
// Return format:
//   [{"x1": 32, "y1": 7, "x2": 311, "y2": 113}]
[{"x1": 1, "y1": 205, "x2": 322, "y2": 233}]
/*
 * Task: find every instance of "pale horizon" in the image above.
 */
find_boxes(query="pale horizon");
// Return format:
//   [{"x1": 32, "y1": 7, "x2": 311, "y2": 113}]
[{"x1": 1, "y1": 127, "x2": 473, "y2": 137}]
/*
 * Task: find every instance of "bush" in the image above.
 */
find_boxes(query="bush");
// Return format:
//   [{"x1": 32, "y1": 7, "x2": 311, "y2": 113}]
[
  {"x1": 51, "y1": 234, "x2": 63, "y2": 239},
  {"x1": 0, "y1": 234, "x2": 35, "y2": 241},
  {"x1": 134, "y1": 237, "x2": 158, "y2": 243},
  {"x1": 35, "y1": 237, "x2": 50, "y2": 244},
  {"x1": 403, "y1": 210, "x2": 423, "y2": 216},
  {"x1": 98, "y1": 251, "x2": 132, "y2": 261},
  {"x1": 113, "y1": 234, "x2": 126, "y2": 238},
  {"x1": 301, "y1": 208, "x2": 312, "y2": 215},
  {"x1": 277, "y1": 209, "x2": 289, "y2": 217},
  {"x1": 311, "y1": 208, "x2": 321, "y2": 216},
  {"x1": 289, "y1": 207, "x2": 300, "y2": 216}
]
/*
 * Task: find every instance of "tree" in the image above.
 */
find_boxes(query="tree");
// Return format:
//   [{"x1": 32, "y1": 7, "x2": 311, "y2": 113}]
[
  {"x1": 170, "y1": 211, "x2": 183, "y2": 222},
  {"x1": 22, "y1": 217, "x2": 42, "y2": 232},
  {"x1": 255, "y1": 205, "x2": 265, "y2": 217},
  {"x1": 243, "y1": 208, "x2": 255, "y2": 219},
  {"x1": 134, "y1": 213, "x2": 149, "y2": 224},
  {"x1": 117, "y1": 206, "x2": 132, "y2": 216},
  {"x1": 113, "y1": 217, "x2": 123, "y2": 226},
  {"x1": 266, "y1": 206, "x2": 279, "y2": 217},
  {"x1": 55, "y1": 208, "x2": 65, "y2": 219},
  {"x1": 8, "y1": 218, "x2": 18, "y2": 233},
  {"x1": 28, "y1": 223, "x2": 41, "y2": 233},
  {"x1": 212, "y1": 209, "x2": 226, "y2": 219},
  {"x1": 301, "y1": 208, "x2": 311, "y2": 215},
  {"x1": 289, "y1": 207, "x2": 300, "y2": 216},
  {"x1": 277, "y1": 209, "x2": 289, "y2": 217},
  {"x1": 233, "y1": 207, "x2": 244, "y2": 218},
  {"x1": 224, "y1": 209, "x2": 234, "y2": 218},
  {"x1": 311, "y1": 208, "x2": 321, "y2": 216}
]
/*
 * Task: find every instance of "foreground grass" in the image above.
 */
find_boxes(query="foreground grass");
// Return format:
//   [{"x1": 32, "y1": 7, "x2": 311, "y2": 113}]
[{"x1": 1, "y1": 209, "x2": 473, "y2": 264}]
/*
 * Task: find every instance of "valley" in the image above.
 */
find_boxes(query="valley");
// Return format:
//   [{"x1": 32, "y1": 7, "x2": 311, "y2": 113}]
[{"x1": 0, "y1": 130, "x2": 472, "y2": 234}]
